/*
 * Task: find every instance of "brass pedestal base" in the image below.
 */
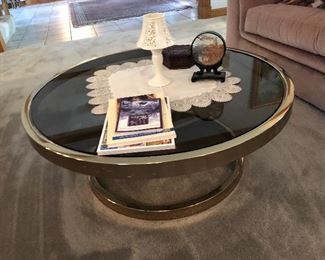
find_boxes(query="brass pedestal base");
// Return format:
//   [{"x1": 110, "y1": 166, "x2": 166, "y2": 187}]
[{"x1": 90, "y1": 158, "x2": 244, "y2": 220}]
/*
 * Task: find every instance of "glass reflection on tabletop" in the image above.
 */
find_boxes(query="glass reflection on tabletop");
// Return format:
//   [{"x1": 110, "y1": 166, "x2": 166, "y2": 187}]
[{"x1": 30, "y1": 49, "x2": 285, "y2": 156}]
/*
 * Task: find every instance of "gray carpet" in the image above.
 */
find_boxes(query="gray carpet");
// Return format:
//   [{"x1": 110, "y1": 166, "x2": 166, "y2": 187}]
[
  {"x1": 69, "y1": 0, "x2": 193, "y2": 27},
  {"x1": 1, "y1": 89, "x2": 325, "y2": 259}
]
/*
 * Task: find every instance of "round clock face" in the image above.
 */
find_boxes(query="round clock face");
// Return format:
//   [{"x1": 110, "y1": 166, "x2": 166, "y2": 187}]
[{"x1": 191, "y1": 32, "x2": 226, "y2": 67}]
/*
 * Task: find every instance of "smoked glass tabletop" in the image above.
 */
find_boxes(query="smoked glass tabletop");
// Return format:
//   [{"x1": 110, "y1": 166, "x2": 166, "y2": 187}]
[{"x1": 29, "y1": 49, "x2": 285, "y2": 156}]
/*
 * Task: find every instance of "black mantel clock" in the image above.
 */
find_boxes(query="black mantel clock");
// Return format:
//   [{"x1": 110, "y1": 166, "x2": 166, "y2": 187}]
[{"x1": 191, "y1": 31, "x2": 226, "y2": 83}]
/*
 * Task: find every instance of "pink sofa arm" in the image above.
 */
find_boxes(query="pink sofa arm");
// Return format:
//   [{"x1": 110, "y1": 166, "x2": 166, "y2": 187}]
[{"x1": 226, "y1": 0, "x2": 276, "y2": 47}]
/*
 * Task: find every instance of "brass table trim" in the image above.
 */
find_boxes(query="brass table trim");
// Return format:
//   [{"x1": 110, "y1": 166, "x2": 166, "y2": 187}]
[
  {"x1": 21, "y1": 48, "x2": 294, "y2": 179},
  {"x1": 21, "y1": 48, "x2": 294, "y2": 219},
  {"x1": 90, "y1": 158, "x2": 244, "y2": 220}
]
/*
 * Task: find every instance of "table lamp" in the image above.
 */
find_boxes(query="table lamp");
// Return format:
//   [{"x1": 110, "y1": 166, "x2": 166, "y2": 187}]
[{"x1": 137, "y1": 13, "x2": 174, "y2": 87}]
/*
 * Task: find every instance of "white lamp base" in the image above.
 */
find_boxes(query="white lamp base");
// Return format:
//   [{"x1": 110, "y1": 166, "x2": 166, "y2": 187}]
[{"x1": 149, "y1": 49, "x2": 171, "y2": 87}]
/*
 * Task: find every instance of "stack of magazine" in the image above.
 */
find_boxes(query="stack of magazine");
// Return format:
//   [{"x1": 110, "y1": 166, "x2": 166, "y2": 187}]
[{"x1": 97, "y1": 92, "x2": 176, "y2": 155}]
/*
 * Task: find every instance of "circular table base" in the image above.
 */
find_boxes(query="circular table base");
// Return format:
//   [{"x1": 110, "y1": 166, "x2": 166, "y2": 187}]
[{"x1": 90, "y1": 158, "x2": 244, "y2": 220}]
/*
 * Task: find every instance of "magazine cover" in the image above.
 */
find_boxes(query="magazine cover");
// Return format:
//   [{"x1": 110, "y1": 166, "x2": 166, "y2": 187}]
[
  {"x1": 116, "y1": 95, "x2": 162, "y2": 132},
  {"x1": 105, "y1": 93, "x2": 176, "y2": 147},
  {"x1": 97, "y1": 115, "x2": 175, "y2": 155}
]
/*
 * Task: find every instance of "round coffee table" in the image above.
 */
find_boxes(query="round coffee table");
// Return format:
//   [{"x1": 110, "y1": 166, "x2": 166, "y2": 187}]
[{"x1": 21, "y1": 48, "x2": 294, "y2": 220}]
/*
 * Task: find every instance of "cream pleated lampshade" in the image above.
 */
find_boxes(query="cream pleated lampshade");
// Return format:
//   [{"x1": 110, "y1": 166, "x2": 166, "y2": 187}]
[{"x1": 137, "y1": 13, "x2": 174, "y2": 50}]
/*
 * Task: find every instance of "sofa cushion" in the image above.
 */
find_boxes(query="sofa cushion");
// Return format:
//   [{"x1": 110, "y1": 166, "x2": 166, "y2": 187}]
[
  {"x1": 241, "y1": 31, "x2": 325, "y2": 74},
  {"x1": 274, "y1": 0, "x2": 314, "y2": 6},
  {"x1": 274, "y1": 0, "x2": 325, "y2": 9},
  {"x1": 244, "y1": 4, "x2": 325, "y2": 56}
]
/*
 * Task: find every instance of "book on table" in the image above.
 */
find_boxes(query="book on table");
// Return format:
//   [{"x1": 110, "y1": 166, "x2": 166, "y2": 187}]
[
  {"x1": 97, "y1": 115, "x2": 175, "y2": 155},
  {"x1": 116, "y1": 95, "x2": 162, "y2": 132},
  {"x1": 97, "y1": 92, "x2": 176, "y2": 155}
]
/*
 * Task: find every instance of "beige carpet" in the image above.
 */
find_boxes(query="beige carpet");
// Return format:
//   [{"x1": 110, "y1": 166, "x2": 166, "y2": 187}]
[
  {"x1": 1, "y1": 95, "x2": 324, "y2": 259},
  {"x1": 0, "y1": 19, "x2": 324, "y2": 259}
]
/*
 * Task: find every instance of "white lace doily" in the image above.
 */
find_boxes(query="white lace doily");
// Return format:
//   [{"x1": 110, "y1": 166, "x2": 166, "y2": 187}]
[{"x1": 86, "y1": 60, "x2": 241, "y2": 114}]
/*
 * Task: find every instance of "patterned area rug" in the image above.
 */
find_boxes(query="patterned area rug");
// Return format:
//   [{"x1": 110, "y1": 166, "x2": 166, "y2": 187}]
[{"x1": 69, "y1": 0, "x2": 193, "y2": 27}]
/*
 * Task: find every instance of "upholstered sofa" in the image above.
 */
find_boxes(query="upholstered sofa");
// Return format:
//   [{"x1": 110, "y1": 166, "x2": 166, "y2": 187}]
[{"x1": 226, "y1": 0, "x2": 325, "y2": 111}]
